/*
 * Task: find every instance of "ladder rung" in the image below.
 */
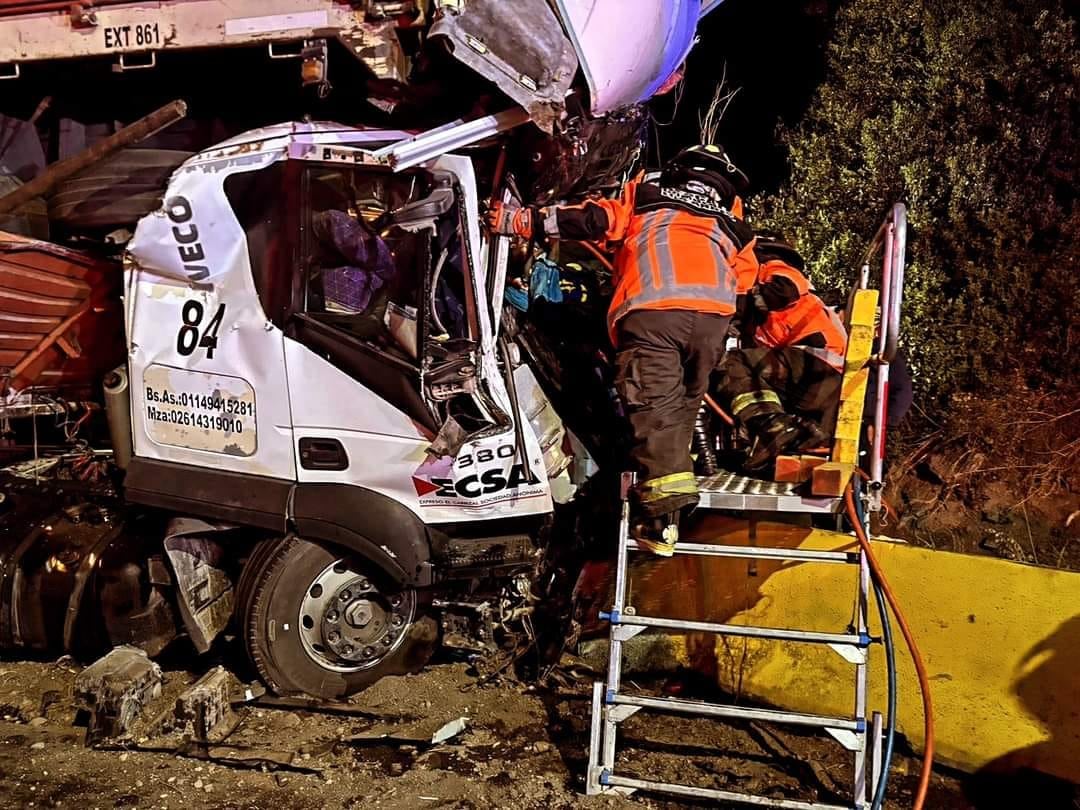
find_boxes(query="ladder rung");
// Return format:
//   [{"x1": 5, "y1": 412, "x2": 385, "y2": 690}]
[
  {"x1": 602, "y1": 772, "x2": 853, "y2": 810},
  {"x1": 603, "y1": 612, "x2": 870, "y2": 647},
  {"x1": 608, "y1": 692, "x2": 863, "y2": 732},
  {"x1": 626, "y1": 540, "x2": 858, "y2": 564}
]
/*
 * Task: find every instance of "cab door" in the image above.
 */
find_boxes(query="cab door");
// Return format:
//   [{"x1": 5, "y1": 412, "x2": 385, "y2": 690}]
[
  {"x1": 126, "y1": 149, "x2": 296, "y2": 481},
  {"x1": 283, "y1": 153, "x2": 552, "y2": 523}
]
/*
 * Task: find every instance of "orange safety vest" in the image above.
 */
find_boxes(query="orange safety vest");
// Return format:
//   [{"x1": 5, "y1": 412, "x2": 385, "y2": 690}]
[
  {"x1": 578, "y1": 182, "x2": 746, "y2": 341},
  {"x1": 754, "y1": 260, "x2": 848, "y2": 372}
]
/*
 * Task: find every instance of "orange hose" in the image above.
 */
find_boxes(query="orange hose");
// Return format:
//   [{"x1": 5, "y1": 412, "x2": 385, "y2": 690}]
[
  {"x1": 703, "y1": 393, "x2": 736, "y2": 427},
  {"x1": 845, "y1": 486, "x2": 934, "y2": 809},
  {"x1": 574, "y1": 240, "x2": 615, "y2": 273}
]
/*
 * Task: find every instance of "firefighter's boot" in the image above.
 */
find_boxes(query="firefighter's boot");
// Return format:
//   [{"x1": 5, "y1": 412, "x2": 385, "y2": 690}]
[
  {"x1": 744, "y1": 413, "x2": 803, "y2": 470},
  {"x1": 631, "y1": 513, "x2": 681, "y2": 557},
  {"x1": 794, "y1": 416, "x2": 831, "y2": 453}
]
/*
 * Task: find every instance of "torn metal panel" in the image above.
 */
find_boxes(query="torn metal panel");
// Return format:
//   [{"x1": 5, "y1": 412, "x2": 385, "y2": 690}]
[
  {"x1": 163, "y1": 518, "x2": 236, "y2": 654},
  {"x1": 377, "y1": 108, "x2": 530, "y2": 172},
  {"x1": 430, "y1": 0, "x2": 577, "y2": 134},
  {"x1": 346, "y1": 715, "x2": 468, "y2": 747}
]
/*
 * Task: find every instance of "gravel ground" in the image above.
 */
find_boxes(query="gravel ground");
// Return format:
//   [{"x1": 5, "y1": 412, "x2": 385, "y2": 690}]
[{"x1": 0, "y1": 654, "x2": 976, "y2": 810}]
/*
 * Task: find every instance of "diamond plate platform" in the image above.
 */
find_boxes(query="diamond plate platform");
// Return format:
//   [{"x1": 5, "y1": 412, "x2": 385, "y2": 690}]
[{"x1": 696, "y1": 471, "x2": 841, "y2": 514}]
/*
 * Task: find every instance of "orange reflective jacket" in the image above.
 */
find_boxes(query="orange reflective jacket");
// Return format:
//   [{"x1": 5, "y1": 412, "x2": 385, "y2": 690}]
[
  {"x1": 754, "y1": 261, "x2": 848, "y2": 373},
  {"x1": 541, "y1": 181, "x2": 751, "y2": 342}
]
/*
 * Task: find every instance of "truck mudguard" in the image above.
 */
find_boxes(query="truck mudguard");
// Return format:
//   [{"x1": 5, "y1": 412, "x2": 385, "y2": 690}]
[
  {"x1": 125, "y1": 459, "x2": 434, "y2": 586},
  {"x1": 290, "y1": 483, "x2": 434, "y2": 587}
]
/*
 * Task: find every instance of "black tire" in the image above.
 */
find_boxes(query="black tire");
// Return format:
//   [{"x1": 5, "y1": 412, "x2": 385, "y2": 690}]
[
  {"x1": 239, "y1": 536, "x2": 438, "y2": 699},
  {"x1": 48, "y1": 148, "x2": 192, "y2": 230}
]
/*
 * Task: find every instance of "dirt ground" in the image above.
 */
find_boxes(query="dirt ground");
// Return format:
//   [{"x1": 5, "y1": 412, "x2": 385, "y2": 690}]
[{"x1": 0, "y1": 650, "x2": 979, "y2": 810}]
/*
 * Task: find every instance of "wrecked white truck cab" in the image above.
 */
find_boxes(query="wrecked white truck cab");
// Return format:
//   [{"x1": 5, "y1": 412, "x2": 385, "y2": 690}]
[
  {"x1": 124, "y1": 121, "x2": 565, "y2": 525},
  {"x1": 112, "y1": 121, "x2": 579, "y2": 697},
  {"x1": 0, "y1": 1, "x2": 715, "y2": 699}
]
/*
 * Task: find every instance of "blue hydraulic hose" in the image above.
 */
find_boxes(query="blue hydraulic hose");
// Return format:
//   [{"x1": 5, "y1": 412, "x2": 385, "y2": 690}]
[{"x1": 852, "y1": 478, "x2": 897, "y2": 810}]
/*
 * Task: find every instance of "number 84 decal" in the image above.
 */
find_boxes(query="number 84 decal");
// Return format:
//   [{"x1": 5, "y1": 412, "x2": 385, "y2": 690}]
[{"x1": 176, "y1": 300, "x2": 225, "y2": 359}]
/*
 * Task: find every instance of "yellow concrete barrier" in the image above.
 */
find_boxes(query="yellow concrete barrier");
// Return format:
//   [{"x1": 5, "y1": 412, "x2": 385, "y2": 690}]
[{"x1": 581, "y1": 514, "x2": 1080, "y2": 783}]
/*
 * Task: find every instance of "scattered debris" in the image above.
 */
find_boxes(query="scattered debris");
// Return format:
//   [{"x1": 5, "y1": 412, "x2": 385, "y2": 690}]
[
  {"x1": 347, "y1": 716, "x2": 469, "y2": 749},
  {"x1": 431, "y1": 717, "x2": 468, "y2": 745},
  {"x1": 98, "y1": 739, "x2": 325, "y2": 775},
  {"x1": 234, "y1": 691, "x2": 409, "y2": 722},
  {"x1": 172, "y1": 666, "x2": 239, "y2": 742},
  {"x1": 73, "y1": 646, "x2": 162, "y2": 743}
]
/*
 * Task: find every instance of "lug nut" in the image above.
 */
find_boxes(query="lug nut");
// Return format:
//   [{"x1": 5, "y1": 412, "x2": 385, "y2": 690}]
[
  {"x1": 339, "y1": 590, "x2": 351, "y2": 602},
  {"x1": 391, "y1": 615, "x2": 404, "y2": 628},
  {"x1": 358, "y1": 579, "x2": 370, "y2": 591},
  {"x1": 327, "y1": 631, "x2": 340, "y2": 643},
  {"x1": 326, "y1": 609, "x2": 339, "y2": 622},
  {"x1": 363, "y1": 646, "x2": 376, "y2": 659},
  {"x1": 342, "y1": 644, "x2": 354, "y2": 655}
]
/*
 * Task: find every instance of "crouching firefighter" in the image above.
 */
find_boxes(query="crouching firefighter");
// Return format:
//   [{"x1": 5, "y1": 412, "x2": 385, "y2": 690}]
[
  {"x1": 717, "y1": 237, "x2": 848, "y2": 470},
  {"x1": 488, "y1": 145, "x2": 754, "y2": 555}
]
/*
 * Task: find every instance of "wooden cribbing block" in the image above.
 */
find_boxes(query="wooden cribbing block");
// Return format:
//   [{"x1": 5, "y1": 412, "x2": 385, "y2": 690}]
[
  {"x1": 811, "y1": 462, "x2": 856, "y2": 496},
  {"x1": 774, "y1": 454, "x2": 828, "y2": 484}
]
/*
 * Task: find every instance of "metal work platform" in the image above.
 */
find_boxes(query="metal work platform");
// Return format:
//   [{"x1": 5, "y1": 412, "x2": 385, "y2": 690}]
[{"x1": 696, "y1": 470, "x2": 842, "y2": 514}]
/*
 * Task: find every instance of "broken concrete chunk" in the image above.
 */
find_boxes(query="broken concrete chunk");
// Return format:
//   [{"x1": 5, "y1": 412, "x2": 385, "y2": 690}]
[
  {"x1": 73, "y1": 645, "x2": 162, "y2": 744},
  {"x1": 173, "y1": 666, "x2": 239, "y2": 742}
]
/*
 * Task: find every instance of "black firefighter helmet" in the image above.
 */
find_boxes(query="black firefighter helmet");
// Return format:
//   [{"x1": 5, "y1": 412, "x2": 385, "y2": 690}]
[{"x1": 662, "y1": 144, "x2": 750, "y2": 209}]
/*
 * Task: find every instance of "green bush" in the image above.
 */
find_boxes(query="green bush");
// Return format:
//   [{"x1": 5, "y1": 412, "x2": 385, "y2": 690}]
[{"x1": 755, "y1": 0, "x2": 1080, "y2": 404}]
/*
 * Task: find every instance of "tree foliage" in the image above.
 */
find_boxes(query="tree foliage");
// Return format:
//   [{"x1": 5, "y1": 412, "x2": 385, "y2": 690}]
[{"x1": 756, "y1": 0, "x2": 1080, "y2": 402}]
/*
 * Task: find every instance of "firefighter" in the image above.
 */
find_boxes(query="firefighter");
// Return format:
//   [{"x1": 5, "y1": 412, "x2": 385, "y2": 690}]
[
  {"x1": 717, "y1": 237, "x2": 848, "y2": 470},
  {"x1": 487, "y1": 145, "x2": 754, "y2": 555}
]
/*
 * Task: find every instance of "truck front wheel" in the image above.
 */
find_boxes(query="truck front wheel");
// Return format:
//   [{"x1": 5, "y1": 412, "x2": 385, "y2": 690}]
[{"x1": 238, "y1": 536, "x2": 437, "y2": 699}]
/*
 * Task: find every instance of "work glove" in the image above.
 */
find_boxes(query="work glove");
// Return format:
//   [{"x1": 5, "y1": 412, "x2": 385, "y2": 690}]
[{"x1": 486, "y1": 201, "x2": 534, "y2": 238}]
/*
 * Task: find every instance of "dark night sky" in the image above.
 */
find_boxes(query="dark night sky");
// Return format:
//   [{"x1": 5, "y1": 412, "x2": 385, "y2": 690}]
[{"x1": 657, "y1": 0, "x2": 836, "y2": 194}]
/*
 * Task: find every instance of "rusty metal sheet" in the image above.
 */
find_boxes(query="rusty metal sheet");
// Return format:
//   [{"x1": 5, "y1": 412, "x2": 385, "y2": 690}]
[{"x1": 0, "y1": 231, "x2": 124, "y2": 393}]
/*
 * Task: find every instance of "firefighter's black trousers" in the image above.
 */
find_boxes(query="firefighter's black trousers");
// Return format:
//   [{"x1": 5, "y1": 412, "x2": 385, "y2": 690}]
[
  {"x1": 716, "y1": 346, "x2": 842, "y2": 432},
  {"x1": 614, "y1": 310, "x2": 730, "y2": 517}
]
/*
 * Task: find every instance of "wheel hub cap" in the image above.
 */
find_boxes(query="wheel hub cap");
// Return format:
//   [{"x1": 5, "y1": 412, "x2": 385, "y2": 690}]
[{"x1": 299, "y1": 559, "x2": 415, "y2": 671}]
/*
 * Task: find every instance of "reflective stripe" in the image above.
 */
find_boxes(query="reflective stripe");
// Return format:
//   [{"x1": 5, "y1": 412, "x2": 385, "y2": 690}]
[
  {"x1": 730, "y1": 390, "x2": 782, "y2": 416},
  {"x1": 610, "y1": 283, "x2": 736, "y2": 325},
  {"x1": 639, "y1": 471, "x2": 699, "y2": 501},
  {"x1": 803, "y1": 346, "x2": 846, "y2": 373},
  {"x1": 610, "y1": 208, "x2": 739, "y2": 330},
  {"x1": 709, "y1": 219, "x2": 736, "y2": 258},
  {"x1": 631, "y1": 210, "x2": 677, "y2": 291},
  {"x1": 652, "y1": 209, "x2": 681, "y2": 290}
]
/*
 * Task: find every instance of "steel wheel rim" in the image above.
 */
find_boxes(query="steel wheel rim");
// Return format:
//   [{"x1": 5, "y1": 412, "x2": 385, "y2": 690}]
[{"x1": 298, "y1": 558, "x2": 415, "y2": 673}]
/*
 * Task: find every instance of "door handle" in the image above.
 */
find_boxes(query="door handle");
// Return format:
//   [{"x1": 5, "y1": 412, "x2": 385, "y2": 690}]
[{"x1": 298, "y1": 438, "x2": 349, "y2": 471}]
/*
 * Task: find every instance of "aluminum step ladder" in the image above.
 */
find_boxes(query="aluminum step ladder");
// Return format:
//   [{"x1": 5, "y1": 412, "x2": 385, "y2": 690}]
[{"x1": 585, "y1": 472, "x2": 885, "y2": 809}]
